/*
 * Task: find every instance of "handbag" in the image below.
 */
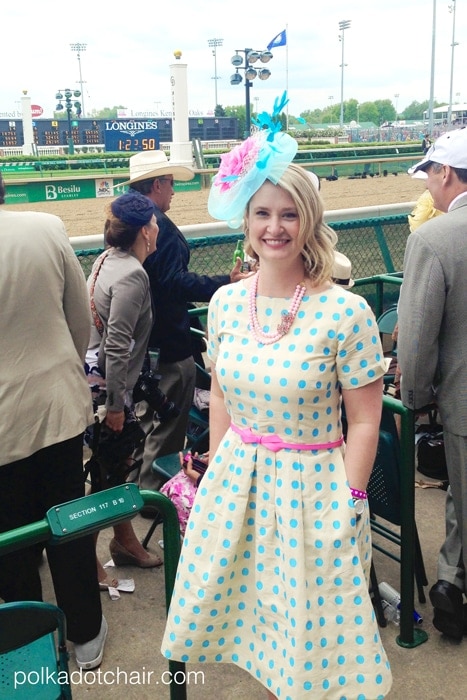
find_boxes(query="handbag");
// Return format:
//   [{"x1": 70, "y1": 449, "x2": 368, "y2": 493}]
[
  {"x1": 416, "y1": 409, "x2": 448, "y2": 482},
  {"x1": 84, "y1": 407, "x2": 146, "y2": 491}
]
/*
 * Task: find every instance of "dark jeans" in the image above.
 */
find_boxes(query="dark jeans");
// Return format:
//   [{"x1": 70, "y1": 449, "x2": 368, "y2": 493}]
[{"x1": 0, "y1": 434, "x2": 102, "y2": 643}]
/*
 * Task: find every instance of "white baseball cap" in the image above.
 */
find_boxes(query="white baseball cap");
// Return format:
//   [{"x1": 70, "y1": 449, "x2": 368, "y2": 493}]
[{"x1": 408, "y1": 127, "x2": 467, "y2": 175}]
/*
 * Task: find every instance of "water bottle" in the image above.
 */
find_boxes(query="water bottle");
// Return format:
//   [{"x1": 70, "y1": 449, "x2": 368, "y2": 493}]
[
  {"x1": 378, "y1": 581, "x2": 400, "y2": 608},
  {"x1": 381, "y1": 599, "x2": 400, "y2": 625},
  {"x1": 378, "y1": 581, "x2": 423, "y2": 624}
]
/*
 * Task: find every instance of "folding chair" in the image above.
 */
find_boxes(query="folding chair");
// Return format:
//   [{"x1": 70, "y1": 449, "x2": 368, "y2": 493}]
[
  {"x1": 0, "y1": 601, "x2": 71, "y2": 699},
  {"x1": 185, "y1": 307, "x2": 210, "y2": 451},
  {"x1": 377, "y1": 304, "x2": 398, "y2": 385},
  {"x1": 368, "y1": 403, "x2": 428, "y2": 606},
  {"x1": 185, "y1": 363, "x2": 210, "y2": 452}
]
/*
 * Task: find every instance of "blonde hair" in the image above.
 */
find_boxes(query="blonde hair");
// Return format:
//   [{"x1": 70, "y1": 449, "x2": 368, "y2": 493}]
[{"x1": 243, "y1": 164, "x2": 337, "y2": 285}]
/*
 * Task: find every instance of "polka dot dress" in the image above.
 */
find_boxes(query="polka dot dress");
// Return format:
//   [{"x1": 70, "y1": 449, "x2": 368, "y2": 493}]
[{"x1": 161, "y1": 283, "x2": 392, "y2": 699}]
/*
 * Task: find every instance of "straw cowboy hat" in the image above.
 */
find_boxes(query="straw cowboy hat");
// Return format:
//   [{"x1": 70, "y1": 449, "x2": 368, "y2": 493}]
[
  {"x1": 332, "y1": 250, "x2": 354, "y2": 289},
  {"x1": 119, "y1": 150, "x2": 194, "y2": 186}
]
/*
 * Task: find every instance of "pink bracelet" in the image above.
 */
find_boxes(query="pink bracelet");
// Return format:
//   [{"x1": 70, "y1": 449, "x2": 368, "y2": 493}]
[{"x1": 350, "y1": 487, "x2": 368, "y2": 500}]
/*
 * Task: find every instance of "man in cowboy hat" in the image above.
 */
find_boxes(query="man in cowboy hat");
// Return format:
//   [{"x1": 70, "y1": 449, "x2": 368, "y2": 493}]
[
  {"x1": 398, "y1": 127, "x2": 467, "y2": 639},
  {"x1": 121, "y1": 151, "x2": 250, "y2": 498}
]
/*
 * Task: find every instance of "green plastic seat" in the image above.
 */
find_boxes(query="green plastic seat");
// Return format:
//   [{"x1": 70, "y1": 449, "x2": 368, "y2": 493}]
[
  {"x1": 368, "y1": 405, "x2": 428, "y2": 605},
  {"x1": 0, "y1": 601, "x2": 71, "y2": 699}
]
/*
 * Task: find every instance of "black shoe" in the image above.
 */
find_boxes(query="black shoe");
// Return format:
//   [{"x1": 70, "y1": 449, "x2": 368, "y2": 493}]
[
  {"x1": 430, "y1": 580, "x2": 464, "y2": 640},
  {"x1": 430, "y1": 580, "x2": 463, "y2": 615}
]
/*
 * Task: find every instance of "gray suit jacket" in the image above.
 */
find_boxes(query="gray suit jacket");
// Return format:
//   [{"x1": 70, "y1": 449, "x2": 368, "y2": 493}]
[
  {"x1": 0, "y1": 209, "x2": 94, "y2": 465},
  {"x1": 87, "y1": 248, "x2": 152, "y2": 412},
  {"x1": 398, "y1": 194, "x2": 467, "y2": 435}
]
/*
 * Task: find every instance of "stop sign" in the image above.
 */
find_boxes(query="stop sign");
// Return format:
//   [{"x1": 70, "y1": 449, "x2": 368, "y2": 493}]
[{"x1": 31, "y1": 104, "x2": 43, "y2": 118}]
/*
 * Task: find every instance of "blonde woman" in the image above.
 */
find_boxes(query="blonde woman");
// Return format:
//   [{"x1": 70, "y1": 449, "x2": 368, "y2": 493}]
[{"x1": 162, "y1": 95, "x2": 392, "y2": 699}]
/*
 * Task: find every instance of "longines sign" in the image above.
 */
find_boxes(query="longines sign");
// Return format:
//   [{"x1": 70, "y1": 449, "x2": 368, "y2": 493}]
[{"x1": 104, "y1": 120, "x2": 159, "y2": 135}]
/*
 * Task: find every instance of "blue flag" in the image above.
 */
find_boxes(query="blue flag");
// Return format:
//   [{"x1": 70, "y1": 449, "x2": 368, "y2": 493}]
[{"x1": 267, "y1": 29, "x2": 287, "y2": 50}]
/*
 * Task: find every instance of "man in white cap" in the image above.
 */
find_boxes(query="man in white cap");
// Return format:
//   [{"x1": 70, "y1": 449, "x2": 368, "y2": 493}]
[
  {"x1": 398, "y1": 127, "x2": 467, "y2": 639},
  {"x1": 120, "y1": 151, "x2": 249, "y2": 502}
]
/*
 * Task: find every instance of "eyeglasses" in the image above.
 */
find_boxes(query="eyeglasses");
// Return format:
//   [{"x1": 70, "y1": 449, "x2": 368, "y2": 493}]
[{"x1": 158, "y1": 178, "x2": 174, "y2": 186}]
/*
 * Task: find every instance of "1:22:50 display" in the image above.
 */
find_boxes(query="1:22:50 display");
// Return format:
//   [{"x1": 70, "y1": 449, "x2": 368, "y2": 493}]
[{"x1": 117, "y1": 138, "x2": 156, "y2": 150}]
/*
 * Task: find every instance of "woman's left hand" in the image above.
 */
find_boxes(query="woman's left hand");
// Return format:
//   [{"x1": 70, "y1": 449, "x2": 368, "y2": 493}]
[{"x1": 105, "y1": 409, "x2": 125, "y2": 433}]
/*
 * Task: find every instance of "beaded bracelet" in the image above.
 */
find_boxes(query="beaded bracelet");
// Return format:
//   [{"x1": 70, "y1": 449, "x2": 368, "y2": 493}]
[{"x1": 350, "y1": 487, "x2": 368, "y2": 500}]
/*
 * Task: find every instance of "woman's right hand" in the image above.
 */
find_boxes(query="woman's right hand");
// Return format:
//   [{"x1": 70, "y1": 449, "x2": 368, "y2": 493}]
[{"x1": 105, "y1": 409, "x2": 125, "y2": 433}]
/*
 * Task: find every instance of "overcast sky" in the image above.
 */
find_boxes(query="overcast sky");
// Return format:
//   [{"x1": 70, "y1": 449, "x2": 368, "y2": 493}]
[{"x1": 3, "y1": 0, "x2": 465, "y2": 119}]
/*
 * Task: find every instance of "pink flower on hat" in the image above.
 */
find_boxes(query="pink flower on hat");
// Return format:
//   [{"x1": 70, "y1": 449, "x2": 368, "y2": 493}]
[{"x1": 216, "y1": 136, "x2": 261, "y2": 192}]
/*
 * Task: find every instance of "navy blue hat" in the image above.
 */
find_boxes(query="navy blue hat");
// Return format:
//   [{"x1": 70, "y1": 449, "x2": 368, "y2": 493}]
[{"x1": 111, "y1": 191, "x2": 154, "y2": 226}]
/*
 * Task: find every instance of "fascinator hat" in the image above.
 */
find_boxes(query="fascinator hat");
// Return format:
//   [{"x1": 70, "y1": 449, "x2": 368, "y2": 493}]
[{"x1": 208, "y1": 92, "x2": 298, "y2": 228}]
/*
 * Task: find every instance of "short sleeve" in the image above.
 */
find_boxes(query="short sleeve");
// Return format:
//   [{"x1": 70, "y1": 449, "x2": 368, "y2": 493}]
[{"x1": 335, "y1": 294, "x2": 386, "y2": 389}]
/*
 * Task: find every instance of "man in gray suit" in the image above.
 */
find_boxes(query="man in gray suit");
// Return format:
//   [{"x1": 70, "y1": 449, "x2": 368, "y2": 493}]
[{"x1": 398, "y1": 127, "x2": 467, "y2": 639}]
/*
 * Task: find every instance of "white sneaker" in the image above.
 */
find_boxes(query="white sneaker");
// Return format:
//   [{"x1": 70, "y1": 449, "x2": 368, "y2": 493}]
[{"x1": 74, "y1": 616, "x2": 108, "y2": 669}]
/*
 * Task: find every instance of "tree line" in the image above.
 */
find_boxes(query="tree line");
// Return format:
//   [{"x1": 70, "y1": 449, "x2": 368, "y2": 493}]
[{"x1": 76, "y1": 98, "x2": 444, "y2": 137}]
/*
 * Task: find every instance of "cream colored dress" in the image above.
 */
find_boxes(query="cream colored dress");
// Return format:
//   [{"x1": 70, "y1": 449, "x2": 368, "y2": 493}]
[{"x1": 162, "y1": 282, "x2": 392, "y2": 700}]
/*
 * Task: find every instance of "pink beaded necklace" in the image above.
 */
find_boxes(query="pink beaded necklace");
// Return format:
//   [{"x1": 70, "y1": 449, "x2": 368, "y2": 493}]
[{"x1": 248, "y1": 272, "x2": 307, "y2": 345}]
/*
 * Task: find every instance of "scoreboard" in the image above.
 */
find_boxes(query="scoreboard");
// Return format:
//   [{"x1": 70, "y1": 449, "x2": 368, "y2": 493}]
[{"x1": 0, "y1": 117, "x2": 239, "y2": 150}]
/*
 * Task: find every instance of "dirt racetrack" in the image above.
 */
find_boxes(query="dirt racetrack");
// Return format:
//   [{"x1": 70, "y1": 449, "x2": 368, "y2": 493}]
[{"x1": 4, "y1": 173, "x2": 426, "y2": 238}]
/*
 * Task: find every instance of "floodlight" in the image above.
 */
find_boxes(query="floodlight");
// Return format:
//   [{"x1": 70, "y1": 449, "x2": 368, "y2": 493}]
[
  {"x1": 258, "y1": 68, "x2": 271, "y2": 81},
  {"x1": 260, "y1": 51, "x2": 273, "y2": 63},
  {"x1": 247, "y1": 51, "x2": 260, "y2": 63}
]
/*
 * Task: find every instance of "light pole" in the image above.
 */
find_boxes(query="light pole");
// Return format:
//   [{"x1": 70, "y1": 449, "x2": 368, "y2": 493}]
[
  {"x1": 55, "y1": 89, "x2": 81, "y2": 155},
  {"x1": 208, "y1": 38, "x2": 223, "y2": 111},
  {"x1": 394, "y1": 93, "x2": 399, "y2": 121},
  {"x1": 447, "y1": 1, "x2": 458, "y2": 126},
  {"x1": 428, "y1": 0, "x2": 436, "y2": 134},
  {"x1": 230, "y1": 48, "x2": 273, "y2": 138},
  {"x1": 338, "y1": 20, "x2": 351, "y2": 128},
  {"x1": 70, "y1": 43, "x2": 87, "y2": 117}
]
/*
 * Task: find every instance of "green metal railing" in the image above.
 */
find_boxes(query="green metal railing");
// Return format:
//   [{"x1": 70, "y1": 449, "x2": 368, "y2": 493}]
[{"x1": 0, "y1": 487, "x2": 187, "y2": 700}]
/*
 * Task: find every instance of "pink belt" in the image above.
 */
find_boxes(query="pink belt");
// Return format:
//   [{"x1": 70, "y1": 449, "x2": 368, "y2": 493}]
[{"x1": 230, "y1": 423, "x2": 344, "y2": 453}]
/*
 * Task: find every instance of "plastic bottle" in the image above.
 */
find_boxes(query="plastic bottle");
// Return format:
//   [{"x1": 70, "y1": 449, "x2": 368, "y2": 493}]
[
  {"x1": 381, "y1": 599, "x2": 400, "y2": 625},
  {"x1": 378, "y1": 581, "x2": 400, "y2": 608},
  {"x1": 378, "y1": 581, "x2": 423, "y2": 625}
]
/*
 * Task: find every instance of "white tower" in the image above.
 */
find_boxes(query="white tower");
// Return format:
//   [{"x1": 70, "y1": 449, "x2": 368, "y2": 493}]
[
  {"x1": 21, "y1": 91, "x2": 35, "y2": 156},
  {"x1": 169, "y1": 50, "x2": 192, "y2": 165}
]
